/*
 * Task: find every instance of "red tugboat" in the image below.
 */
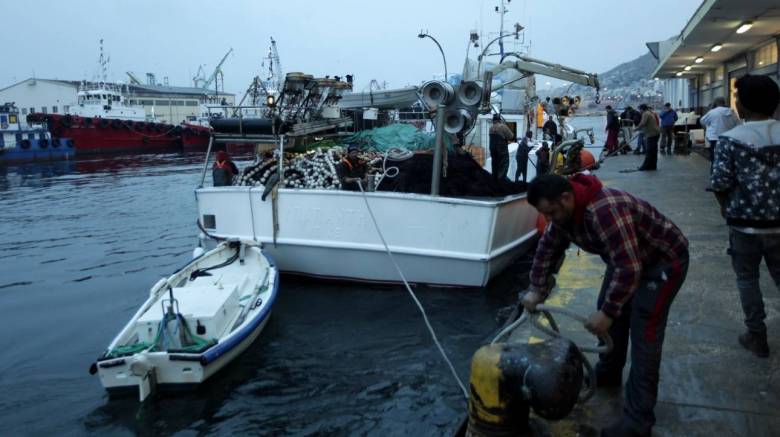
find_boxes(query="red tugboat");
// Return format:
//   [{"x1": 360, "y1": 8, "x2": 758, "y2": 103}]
[{"x1": 27, "y1": 82, "x2": 211, "y2": 154}]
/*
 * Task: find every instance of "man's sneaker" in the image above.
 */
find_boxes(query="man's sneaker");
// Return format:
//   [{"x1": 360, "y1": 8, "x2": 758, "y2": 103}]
[{"x1": 739, "y1": 331, "x2": 769, "y2": 358}]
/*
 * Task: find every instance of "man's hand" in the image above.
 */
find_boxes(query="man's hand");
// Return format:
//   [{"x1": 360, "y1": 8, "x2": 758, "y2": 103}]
[
  {"x1": 584, "y1": 311, "x2": 613, "y2": 336},
  {"x1": 521, "y1": 290, "x2": 546, "y2": 312}
]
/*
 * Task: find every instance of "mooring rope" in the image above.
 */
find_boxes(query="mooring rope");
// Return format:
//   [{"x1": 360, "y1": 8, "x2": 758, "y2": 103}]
[{"x1": 356, "y1": 180, "x2": 469, "y2": 401}]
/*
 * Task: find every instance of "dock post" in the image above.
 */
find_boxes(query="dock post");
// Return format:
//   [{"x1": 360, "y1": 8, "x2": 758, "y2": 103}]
[{"x1": 431, "y1": 104, "x2": 445, "y2": 196}]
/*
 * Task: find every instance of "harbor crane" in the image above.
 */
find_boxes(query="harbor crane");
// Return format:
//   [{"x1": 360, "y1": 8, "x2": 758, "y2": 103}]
[
  {"x1": 262, "y1": 37, "x2": 283, "y2": 93},
  {"x1": 193, "y1": 48, "x2": 234, "y2": 90}
]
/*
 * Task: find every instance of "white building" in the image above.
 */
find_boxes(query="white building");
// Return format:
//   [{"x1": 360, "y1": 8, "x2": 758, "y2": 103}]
[{"x1": 0, "y1": 78, "x2": 235, "y2": 124}]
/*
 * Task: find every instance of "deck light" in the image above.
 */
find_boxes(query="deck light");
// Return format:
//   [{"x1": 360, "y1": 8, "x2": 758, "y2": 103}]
[
  {"x1": 695, "y1": 57, "x2": 704, "y2": 63},
  {"x1": 684, "y1": 65, "x2": 692, "y2": 71},
  {"x1": 676, "y1": 72, "x2": 683, "y2": 77},
  {"x1": 736, "y1": 22, "x2": 753, "y2": 34},
  {"x1": 266, "y1": 94, "x2": 275, "y2": 107},
  {"x1": 711, "y1": 44, "x2": 723, "y2": 52}
]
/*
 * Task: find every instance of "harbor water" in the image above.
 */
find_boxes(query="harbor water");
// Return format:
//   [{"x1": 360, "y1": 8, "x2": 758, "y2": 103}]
[{"x1": 0, "y1": 117, "x2": 604, "y2": 436}]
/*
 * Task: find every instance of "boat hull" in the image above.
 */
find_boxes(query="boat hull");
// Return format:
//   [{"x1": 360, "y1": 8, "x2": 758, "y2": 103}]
[
  {"x1": 195, "y1": 188, "x2": 539, "y2": 287},
  {"x1": 27, "y1": 114, "x2": 210, "y2": 154}
]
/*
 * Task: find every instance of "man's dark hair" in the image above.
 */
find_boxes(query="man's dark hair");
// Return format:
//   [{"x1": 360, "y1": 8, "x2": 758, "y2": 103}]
[
  {"x1": 664, "y1": 102, "x2": 671, "y2": 107},
  {"x1": 527, "y1": 174, "x2": 573, "y2": 207},
  {"x1": 605, "y1": 105, "x2": 612, "y2": 110},
  {"x1": 492, "y1": 113, "x2": 502, "y2": 122},
  {"x1": 736, "y1": 75, "x2": 780, "y2": 117},
  {"x1": 638, "y1": 104, "x2": 649, "y2": 111}
]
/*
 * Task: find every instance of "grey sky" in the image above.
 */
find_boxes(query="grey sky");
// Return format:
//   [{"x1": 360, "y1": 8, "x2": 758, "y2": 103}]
[{"x1": 3, "y1": 0, "x2": 701, "y2": 94}]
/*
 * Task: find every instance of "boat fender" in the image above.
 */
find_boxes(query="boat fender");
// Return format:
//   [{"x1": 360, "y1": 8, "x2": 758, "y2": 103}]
[
  {"x1": 20, "y1": 139, "x2": 31, "y2": 149},
  {"x1": 62, "y1": 115, "x2": 73, "y2": 128},
  {"x1": 39, "y1": 138, "x2": 49, "y2": 148},
  {"x1": 88, "y1": 362, "x2": 98, "y2": 375},
  {"x1": 192, "y1": 246, "x2": 205, "y2": 259},
  {"x1": 66, "y1": 139, "x2": 75, "y2": 148},
  {"x1": 142, "y1": 136, "x2": 150, "y2": 145},
  {"x1": 52, "y1": 138, "x2": 61, "y2": 148},
  {"x1": 111, "y1": 119, "x2": 121, "y2": 129},
  {"x1": 100, "y1": 118, "x2": 109, "y2": 129},
  {"x1": 196, "y1": 320, "x2": 206, "y2": 335}
]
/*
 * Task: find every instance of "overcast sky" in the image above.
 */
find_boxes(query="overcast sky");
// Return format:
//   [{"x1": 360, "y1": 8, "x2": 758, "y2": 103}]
[{"x1": 3, "y1": 0, "x2": 701, "y2": 94}]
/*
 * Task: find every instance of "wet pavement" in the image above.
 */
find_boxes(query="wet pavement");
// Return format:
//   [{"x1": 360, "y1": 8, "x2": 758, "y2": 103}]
[{"x1": 507, "y1": 151, "x2": 780, "y2": 436}]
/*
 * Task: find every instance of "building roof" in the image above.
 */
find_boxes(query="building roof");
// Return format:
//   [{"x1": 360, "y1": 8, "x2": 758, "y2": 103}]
[
  {"x1": 648, "y1": 0, "x2": 780, "y2": 78},
  {"x1": 0, "y1": 77, "x2": 234, "y2": 96}
]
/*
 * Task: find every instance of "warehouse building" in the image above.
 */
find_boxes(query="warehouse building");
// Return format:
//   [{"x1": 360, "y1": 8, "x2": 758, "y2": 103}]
[
  {"x1": 647, "y1": 0, "x2": 779, "y2": 115},
  {"x1": 0, "y1": 78, "x2": 235, "y2": 124}
]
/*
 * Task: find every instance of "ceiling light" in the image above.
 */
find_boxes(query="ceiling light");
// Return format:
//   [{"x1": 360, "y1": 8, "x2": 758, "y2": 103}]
[
  {"x1": 684, "y1": 65, "x2": 692, "y2": 71},
  {"x1": 711, "y1": 44, "x2": 723, "y2": 52},
  {"x1": 676, "y1": 72, "x2": 683, "y2": 77},
  {"x1": 736, "y1": 22, "x2": 753, "y2": 34},
  {"x1": 695, "y1": 57, "x2": 704, "y2": 63}
]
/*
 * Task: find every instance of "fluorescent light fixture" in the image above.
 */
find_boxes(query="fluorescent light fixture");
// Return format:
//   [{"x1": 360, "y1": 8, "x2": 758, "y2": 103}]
[
  {"x1": 676, "y1": 72, "x2": 683, "y2": 77},
  {"x1": 684, "y1": 65, "x2": 692, "y2": 71},
  {"x1": 695, "y1": 57, "x2": 704, "y2": 63},
  {"x1": 711, "y1": 44, "x2": 723, "y2": 52},
  {"x1": 736, "y1": 22, "x2": 753, "y2": 34},
  {"x1": 654, "y1": 77, "x2": 660, "y2": 81}
]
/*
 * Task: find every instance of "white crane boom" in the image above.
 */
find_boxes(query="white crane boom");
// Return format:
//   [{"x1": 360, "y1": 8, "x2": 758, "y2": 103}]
[{"x1": 202, "y1": 48, "x2": 234, "y2": 90}]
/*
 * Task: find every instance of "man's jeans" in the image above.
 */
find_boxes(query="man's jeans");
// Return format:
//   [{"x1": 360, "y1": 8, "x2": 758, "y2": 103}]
[
  {"x1": 729, "y1": 229, "x2": 780, "y2": 334},
  {"x1": 595, "y1": 256, "x2": 689, "y2": 433}
]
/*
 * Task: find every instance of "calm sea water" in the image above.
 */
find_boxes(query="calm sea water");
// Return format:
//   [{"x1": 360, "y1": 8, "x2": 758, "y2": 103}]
[{"x1": 0, "y1": 117, "x2": 604, "y2": 436}]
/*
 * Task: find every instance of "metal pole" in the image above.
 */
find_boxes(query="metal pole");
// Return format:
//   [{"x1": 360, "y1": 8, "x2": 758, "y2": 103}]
[
  {"x1": 198, "y1": 135, "x2": 214, "y2": 188},
  {"x1": 278, "y1": 134, "x2": 285, "y2": 187},
  {"x1": 431, "y1": 104, "x2": 445, "y2": 196},
  {"x1": 419, "y1": 33, "x2": 448, "y2": 81}
]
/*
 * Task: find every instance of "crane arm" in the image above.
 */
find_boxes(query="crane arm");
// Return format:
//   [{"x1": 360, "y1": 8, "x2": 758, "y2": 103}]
[
  {"x1": 202, "y1": 48, "x2": 234, "y2": 89},
  {"x1": 490, "y1": 54, "x2": 599, "y2": 91}
]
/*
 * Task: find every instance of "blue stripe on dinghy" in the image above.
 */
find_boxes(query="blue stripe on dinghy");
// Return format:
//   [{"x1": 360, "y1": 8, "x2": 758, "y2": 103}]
[{"x1": 201, "y1": 251, "x2": 279, "y2": 365}]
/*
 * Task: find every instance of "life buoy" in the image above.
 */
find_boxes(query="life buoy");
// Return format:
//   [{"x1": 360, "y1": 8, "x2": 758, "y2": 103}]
[
  {"x1": 62, "y1": 115, "x2": 73, "y2": 128},
  {"x1": 20, "y1": 139, "x2": 31, "y2": 149},
  {"x1": 39, "y1": 138, "x2": 49, "y2": 148}
]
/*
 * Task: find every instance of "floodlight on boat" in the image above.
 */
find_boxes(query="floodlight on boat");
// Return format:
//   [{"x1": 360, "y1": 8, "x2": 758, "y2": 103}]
[
  {"x1": 711, "y1": 44, "x2": 723, "y2": 52},
  {"x1": 684, "y1": 65, "x2": 692, "y2": 71},
  {"x1": 676, "y1": 72, "x2": 683, "y2": 77},
  {"x1": 694, "y1": 57, "x2": 704, "y2": 64},
  {"x1": 266, "y1": 94, "x2": 276, "y2": 107},
  {"x1": 736, "y1": 22, "x2": 753, "y2": 34}
]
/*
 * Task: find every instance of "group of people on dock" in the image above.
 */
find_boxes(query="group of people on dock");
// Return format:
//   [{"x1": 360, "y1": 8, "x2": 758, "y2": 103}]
[{"x1": 525, "y1": 74, "x2": 779, "y2": 436}]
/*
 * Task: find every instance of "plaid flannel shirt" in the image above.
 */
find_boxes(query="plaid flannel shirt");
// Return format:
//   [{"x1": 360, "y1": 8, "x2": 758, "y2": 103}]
[{"x1": 529, "y1": 188, "x2": 688, "y2": 318}]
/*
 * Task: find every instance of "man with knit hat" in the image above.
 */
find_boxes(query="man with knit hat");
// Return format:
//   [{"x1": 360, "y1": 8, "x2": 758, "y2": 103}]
[
  {"x1": 522, "y1": 173, "x2": 689, "y2": 437},
  {"x1": 212, "y1": 150, "x2": 238, "y2": 186}
]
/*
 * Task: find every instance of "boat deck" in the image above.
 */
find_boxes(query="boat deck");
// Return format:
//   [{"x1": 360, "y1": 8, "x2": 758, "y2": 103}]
[{"x1": 505, "y1": 152, "x2": 780, "y2": 436}]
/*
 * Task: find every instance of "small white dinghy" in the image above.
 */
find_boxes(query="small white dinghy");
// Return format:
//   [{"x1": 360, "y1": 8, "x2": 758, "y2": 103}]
[{"x1": 90, "y1": 241, "x2": 278, "y2": 401}]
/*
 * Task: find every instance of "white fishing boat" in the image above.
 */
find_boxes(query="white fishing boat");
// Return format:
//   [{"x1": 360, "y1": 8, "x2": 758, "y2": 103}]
[
  {"x1": 195, "y1": 187, "x2": 538, "y2": 287},
  {"x1": 91, "y1": 241, "x2": 279, "y2": 401}
]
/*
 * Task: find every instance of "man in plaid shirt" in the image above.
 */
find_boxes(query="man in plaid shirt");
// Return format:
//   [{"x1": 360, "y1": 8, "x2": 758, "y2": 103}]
[{"x1": 522, "y1": 173, "x2": 689, "y2": 437}]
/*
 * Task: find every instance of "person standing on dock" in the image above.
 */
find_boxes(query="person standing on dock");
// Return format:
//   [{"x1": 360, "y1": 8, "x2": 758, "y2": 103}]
[
  {"x1": 604, "y1": 105, "x2": 620, "y2": 154},
  {"x1": 658, "y1": 103, "x2": 678, "y2": 155},
  {"x1": 635, "y1": 104, "x2": 660, "y2": 171},
  {"x1": 212, "y1": 150, "x2": 239, "y2": 186},
  {"x1": 700, "y1": 97, "x2": 740, "y2": 160},
  {"x1": 522, "y1": 173, "x2": 689, "y2": 437},
  {"x1": 515, "y1": 130, "x2": 532, "y2": 183},
  {"x1": 710, "y1": 75, "x2": 780, "y2": 359},
  {"x1": 489, "y1": 113, "x2": 515, "y2": 181},
  {"x1": 543, "y1": 115, "x2": 559, "y2": 143}
]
